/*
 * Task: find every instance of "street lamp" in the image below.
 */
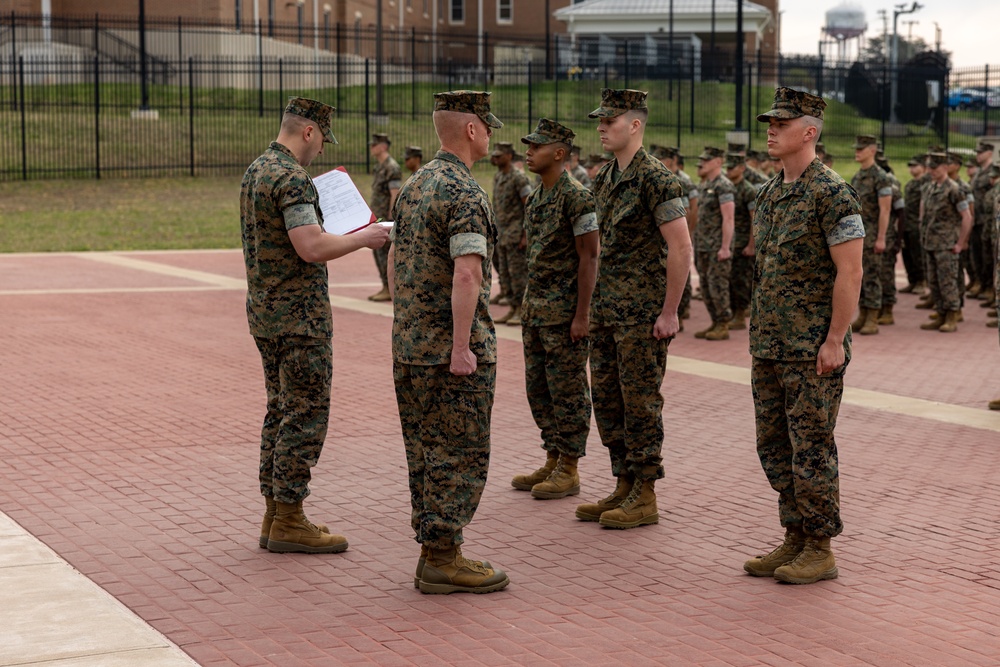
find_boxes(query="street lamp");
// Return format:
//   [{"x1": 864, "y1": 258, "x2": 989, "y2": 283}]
[{"x1": 890, "y1": 1, "x2": 921, "y2": 124}]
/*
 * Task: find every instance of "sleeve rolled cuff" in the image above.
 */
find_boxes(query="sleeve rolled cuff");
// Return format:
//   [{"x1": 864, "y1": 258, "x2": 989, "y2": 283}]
[
  {"x1": 284, "y1": 203, "x2": 320, "y2": 230},
  {"x1": 573, "y1": 212, "x2": 599, "y2": 236},
  {"x1": 450, "y1": 232, "x2": 488, "y2": 259},
  {"x1": 827, "y1": 213, "x2": 866, "y2": 246},
  {"x1": 654, "y1": 197, "x2": 687, "y2": 225}
]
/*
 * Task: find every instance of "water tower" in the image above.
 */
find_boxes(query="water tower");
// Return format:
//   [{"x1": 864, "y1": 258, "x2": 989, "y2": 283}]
[{"x1": 823, "y1": 3, "x2": 866, "y2": 64}]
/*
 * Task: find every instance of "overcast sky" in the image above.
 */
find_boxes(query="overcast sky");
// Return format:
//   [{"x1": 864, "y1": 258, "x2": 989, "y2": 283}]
[{"x1": 778, "y1": 1, "x2": 997, "y2": 70}]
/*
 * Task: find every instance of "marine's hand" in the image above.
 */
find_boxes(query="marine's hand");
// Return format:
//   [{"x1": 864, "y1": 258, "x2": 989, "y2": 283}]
[
  {"x1": 570, "y1": 313, "x2": 589, "y2": 342},
  {"x1": 717, "y1": 247, "x2": 732, "y2": 261},
  {"x1": 653, "y1": 312, "x2": 679, "y2": 340},
  {"x1": 450, "y1": 346, "x2": 477, "y2": 376},
  {"x1": 359, "y1": 223, "x2": 391, "y2": 249},
  {"x1": 816, "y1": 338, "x2": 845, "y2": 375},
  {"x1": 874, "y1": 237, "x2": 886, "y2": 254}
]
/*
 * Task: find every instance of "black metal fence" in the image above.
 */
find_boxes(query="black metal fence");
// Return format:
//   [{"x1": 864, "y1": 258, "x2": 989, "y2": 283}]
[{"x1": 2, "y1": 11, "x2": 999, "y2": 181}]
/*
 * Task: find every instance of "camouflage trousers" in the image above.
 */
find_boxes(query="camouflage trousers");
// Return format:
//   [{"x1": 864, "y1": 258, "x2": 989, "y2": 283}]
[
  {"x1": 695, "y1": 251, "x2": 733, "y2": 323},
  {"x1": 729, "y1": 252, "x2": 754, "y2": 313},
  {"x1": 372, "y1": 239, "x2": 391, "y2": 287},
  {"x1": 496, "y1": 240, "x2": 527, "y2": 304},
  {"x1": 926, "y1": 250, "x2": 962, "y2": 313},
  {"x1": 979, "y1": 221, "x2": 996, "y2": 289},
  {"x1": 522, "y1": 323, "x2": 591, "y2": 459},
  {"x1": 589, "y1": 323, "x2": 670, "y2": 481},
  {"x1": 255, "y1": 336, "x2": 332, "y2": 504},
  {"x1": 878, "y1": 222, "x2": 900, "y2": 306},
  {"x1": 751, "y1": 357, "x2": 845, "y2": 539},
  {"x1": 394, "y1": 361, "x2": 495, "y2": 549},
  {"x1": 860, "y1": 243, "x2": 882, "y2": 310},
  {"x1": 967, "y1": 223, "x2": 987, "y2": 287},
  {"x1": 680, "y1": 274, "x2": 692, "y2": 316}
]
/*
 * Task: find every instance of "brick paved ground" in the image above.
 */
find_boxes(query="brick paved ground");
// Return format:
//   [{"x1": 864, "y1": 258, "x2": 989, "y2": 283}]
[{"x1": 2, "y1": 249, "x2": 1000, "y2": 666}]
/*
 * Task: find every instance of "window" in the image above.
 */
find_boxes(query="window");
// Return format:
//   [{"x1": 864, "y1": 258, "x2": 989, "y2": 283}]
[
  {"x1": 450, "y1": 0, "x2": 464, "y2": 24},
  {"x1": 497, "y1": 0, "x2": 512, "y2": 23}
]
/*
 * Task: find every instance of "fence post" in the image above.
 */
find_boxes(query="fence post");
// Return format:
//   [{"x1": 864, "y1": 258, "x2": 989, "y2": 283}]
[
  {"x1": 483, "y1": 31, "x2": 489, "y2": 90},
  {"x1": 604, "y1": 62, "x2": 608, "y2": 90},
  {"x1": 688, "y1": 54, "x2": 694, "y2": 136},
  {"x1": 94, "y1": 55, "x2": 100, "y2": 179},
  {"x1": 278, "y1": 57, "x2": 283, "y2": 115},
  {"x1": 365, "y1": 58, "x2": 371, "y2": 173},
  {"x1": 554, "y1": 59, "x2": 559, "y2": 122},
  {"x1": 257, "y1": 19, "x2": 264, "y2": 117},
  {"x1": 983, "y1": 64, "x2": 990, "y2": 137},
  {"x1": 19, "y1": 55, "x2": 26, "y2": 180},
  {"x1": 177, "y1": 16, "x2": 183, "y2": 112},
  {"x1": 411, "y1": 27, "x2": 416, "y2": 120},
  {"x1": 624, "y1": 39, "x2": 629, "y2": 89},
  {"x1": 335, "y1": 21, "x2": 341, "y2": 113},
  {"x1": 189, "y1": 57, "x2": 195, "y2": 176},
  {"x1": 527, "y1": 60, "x2": 532, "y2": 135}
]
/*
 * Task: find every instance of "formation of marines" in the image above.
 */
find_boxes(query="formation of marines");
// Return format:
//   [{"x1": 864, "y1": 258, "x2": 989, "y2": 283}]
[{"x1": 243, "y1": 83, "x2": 1000, "y2": 605}]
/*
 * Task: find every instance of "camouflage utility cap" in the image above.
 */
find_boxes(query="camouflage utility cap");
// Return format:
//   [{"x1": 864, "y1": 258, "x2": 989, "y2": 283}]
[
  {"x1": 852, "y1": 134, "x2": 877, "y2": 149},
  {"x1": 369, "y1": 132, "x2": 390, "y2": 146},
  {"x1": 926, "y1": 152, "x2": 948, "y2": 167},
  {"x1": 989, "y1": 163, "x2": 1000, "y2": 178},
  {"x1": 648, "y1": 144, "x2": 669, "y2": 160},
  {"x1": 966, "y1": 156, "x2": 978, "y2": 167},
  {"x1": 977, "y1": 141, "x2": 995, "y2": 153},
  {"x1": 907, "y1": 154, "x2": 925, "y2": 166},
  {"x1": 725, "y1": 152, "x2": 745, "y2": 168},
  {"x1": 698, "y1": 146, "x2": 725, "y2": 161},
  {"x1": 588, "y1": 88, "x2": 648, "y2": 118},
  {"x1": 492, "y1": 141, "x2": 515, "y2": 157},
  {"x1": 756, "y1": 86, "x2": 826, "y2": 122},
  {"x1": 404, "y1": 145, "x2": 423, "y2": 159},
  {"x1": 284, "y1": 96, "x2": 337, "y2": 144},
  {"x1": 584, "y1": 153, "x2": 609, "y2": 167},
  {"x1": 433, "y1": 90, "x2": 503, "y2": 129},
  {"x1": 522, "y1": 118, "x2": 575, "y2": 146},
  {"x1": 947, "y1": 152, "x2": 964, "y2": 165},
  {"x1": 728, "y1": 142, "x2": 747, "y2": 154}
]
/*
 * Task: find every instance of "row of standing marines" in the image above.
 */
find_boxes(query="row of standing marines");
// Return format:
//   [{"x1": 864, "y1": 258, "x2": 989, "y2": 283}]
[{"x1": 240, "y1": 84, "x2": 887, "y2": 595}]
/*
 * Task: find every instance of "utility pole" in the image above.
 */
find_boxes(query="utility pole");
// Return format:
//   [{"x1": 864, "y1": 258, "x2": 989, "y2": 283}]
[
  {"x1": 376, "y1": 0, "x2": 383, "y2": 115},
  {"x1": 890, "y1": 2, "x2": 922, "y2": 124},
  {"x1": 138, "y1": 0, "x2": 149, "y2": 110}
]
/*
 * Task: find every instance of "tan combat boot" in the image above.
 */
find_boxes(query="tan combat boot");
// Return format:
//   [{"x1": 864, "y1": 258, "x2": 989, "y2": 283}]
[
  {"x1": 920, "y1": 315, "x2": 943, "y2": 330},
  {"x1": 858, "y1": 308, "x2": 879, "y2": 335},
  {"x1": 418, "y1": 546, "x2": 509, "y2": 594},
  {"x1": 575, "y1": 476, "x2": 634, "y2": 521},
  {"x1": 368, "y1": 285, "x2": 391, "y2": 302},
  {"x1": 773, "y1": 537, "x2": 838, "y2": 584},
  {"x1": 743, "y1": 527, "x2": 806, "y2": 577},
  {"x1": 966, "y1": 281, "x2": 982, "y2": 298},
  {"x1": 850, "y1": 308, "x2": 867, "y2": 331},
  {"x1": 260, "y1": 496, "x2": 328, "y2": 548},
  {"x1": 267, "y1": 501, "x2": 348, "y2": 554},
  {"x1": 915, "y1": 295, "x2": 935, "y2": 309},
  {"x1": 414, "y1": 545, "x2": 491, "y2": 588},
  {"x1": 938, "y1": 310, "x2": 960, "y2": 332},
  {"x1": 598, "y1": 478, "x2": 659, "y2": 529},
  {"x1": 511, "y1": 451, "x2": 558, "y2": 491},
  {"x1": 531, "y1": 455, "x2": 580, "y2": 499},
  {"x1": 495, "y1": 305, "x2": 518, "y2": 324},
  {"x1": 703, "y1": 320, "x2": 730, "y2": 340},
  {"x1": 979, "y1": 288, "x2": 995, "y2": 306},
  {"x1": 989, "y1": 397, "x2": 1000, "y2": 410},
  {"x1": 876, "y1": 303, "x2": 894, "y2": 325},
  {"x1": 728, "y1": 309, "x2": 747, "y2": 330}
]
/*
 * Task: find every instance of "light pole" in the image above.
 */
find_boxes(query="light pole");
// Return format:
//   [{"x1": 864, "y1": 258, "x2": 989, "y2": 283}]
[
  {"x1": 890, "y1": 2, "x2": 921, "y2": 124},
  {"x1": 138, "y1": 0, "x2": 149, "y2": 110}
]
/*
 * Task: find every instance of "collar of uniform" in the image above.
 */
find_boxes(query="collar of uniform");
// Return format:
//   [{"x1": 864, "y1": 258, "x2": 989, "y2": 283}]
[
  {"x1": 596, "y1": 146, "x2": 650, "y2": 190},
  {"x1": 432, "y1": 149, "x2": 472, "y2": 174},
  {"x1": 269, "y1": 141, "x2": 298, "y2": 161},
  {"x1": 771, "y1": 158, "x2": 824, "y2": 202}
]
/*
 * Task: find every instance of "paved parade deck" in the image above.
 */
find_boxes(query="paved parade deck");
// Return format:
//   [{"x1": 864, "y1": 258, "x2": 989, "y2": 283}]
[{"x1": 2, "y1": 249, "x2": 1000, "y2": 666}]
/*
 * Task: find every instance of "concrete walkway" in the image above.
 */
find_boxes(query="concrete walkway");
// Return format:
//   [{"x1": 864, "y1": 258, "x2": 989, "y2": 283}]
[{"x1": 2, "y1": 249, "x2": 1000, "y2": 666}]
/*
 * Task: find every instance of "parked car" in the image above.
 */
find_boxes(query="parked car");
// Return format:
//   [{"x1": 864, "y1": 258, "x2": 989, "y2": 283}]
[{"x1": 947, "y1": 87, "x2": 988, "y2": 110}]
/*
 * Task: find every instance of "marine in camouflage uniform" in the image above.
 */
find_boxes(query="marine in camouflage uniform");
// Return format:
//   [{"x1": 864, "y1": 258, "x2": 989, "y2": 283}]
[
  {"x1": 575, "y1": 89, "x2": 691, "y2": 530},
  {"x1": 725, "y1": 153, "x2": 757, "y2": 329},
  {"x1": 900, "y1": 156, "x2": 928, "y2": 291},
  {"x1": 368, "y1": 133, "x2": 402, "y2": 300},
  {"x1": 242, "y1": 97, "x2": 389, "y2": 554},
  {"x1": 511, "y1": 119, "x2": 600, "y2": 500},
  {"x1": 567, "y1": 144, "x2": 594, "y2": 190},
  {"x1": 745, "y1": 87, "x2": 864, "y2": 584},
  {"x1": 850, "y1": 134, "x2": 893, "y2": 333},
  {"x1": 947, "y1": 154, "x2": 976, "y2": 299},
  {"x1": 920, "y1": 152, "x2": 974, "y2": 331},
  {"x1": 745, "y1": 149, "x2": 771, "y2": 187},
  {"x1": 654, "y1": 145, "x2": 699, "y2": 323},
  {"x1": 693, "y1": 146, "x2": 736, "y2": 338},
  {"x1": 389, "y1": 90, "x2": 509, "y2": 594},
  {"x1": 491, "y1": 142, "x2": 534, "y2": 324},
  {"x1": 875, "y1": 154, "x2": 905, "y2": 321},
  {"x1": 971, "y1": 142, "x2": 997, "y2": 304}
]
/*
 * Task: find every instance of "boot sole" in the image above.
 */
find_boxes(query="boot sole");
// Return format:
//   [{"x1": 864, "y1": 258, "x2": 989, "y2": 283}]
[
  {"x1": 774, "y1": 566, "x2": 838, "y2": 584},
  {"x1": 267, "y1": 539, "x2": 349, "y2": 554},
  {"x1": 511, "y1": 481, "x2": 540, "y2": 491},
  {"x1": 418, "y1": 574, "x2": 510, "y2": 594},
  {"x1": 599, "y1": 513, "x2": 659, "y2": 529},
  {"x1": 531, "y1": 485, "x2": 581, "y2": 499}
]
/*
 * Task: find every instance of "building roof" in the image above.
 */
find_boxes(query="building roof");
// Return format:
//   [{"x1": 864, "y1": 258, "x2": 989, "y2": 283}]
[{"x1": 554, "y1": 0, "x2": 774, "y2": 36}]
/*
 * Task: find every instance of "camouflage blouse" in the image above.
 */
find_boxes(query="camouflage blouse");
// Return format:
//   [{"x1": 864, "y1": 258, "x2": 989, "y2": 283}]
[
  {"x1": 695, "y1": 173, "x2": 736, "y2": 252},
  {"x1": 370, "y1": 155, "x2": 402, "y2": 220},
  {"x1": 522, "y1": 171, "x2": 598, "y2": 327},
  {"x1": 591, "y1": 147, "x2": 686, "y2": 326},
  {"x1": 390, "y1": 150, "x2": 498, "y2": 366},
  {"x1": 850, "y1": 164, "x2": 893, "y2": 247},
  {"x1": 750, "y1": 159, "x2": 864, "y2": 361},
  {"x1": 492, "y1": 168, "x2": 533, "y2": 245},
  {"x1": 240, "y1": 141, "x2": 331, "y2": 339},
  {"x1": 922, "y1": 178, "x2": 970, "y2": 251}
]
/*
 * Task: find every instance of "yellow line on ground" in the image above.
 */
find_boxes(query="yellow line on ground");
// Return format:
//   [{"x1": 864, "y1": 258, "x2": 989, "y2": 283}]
[{"x1": 78, "y1": 253, "x2": 247, "y2": 289}]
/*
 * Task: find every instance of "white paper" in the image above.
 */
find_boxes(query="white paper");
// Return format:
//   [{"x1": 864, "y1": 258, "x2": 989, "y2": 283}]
[{"x1": 313, "y1": 167, "x2": 375, "y2": 235}]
